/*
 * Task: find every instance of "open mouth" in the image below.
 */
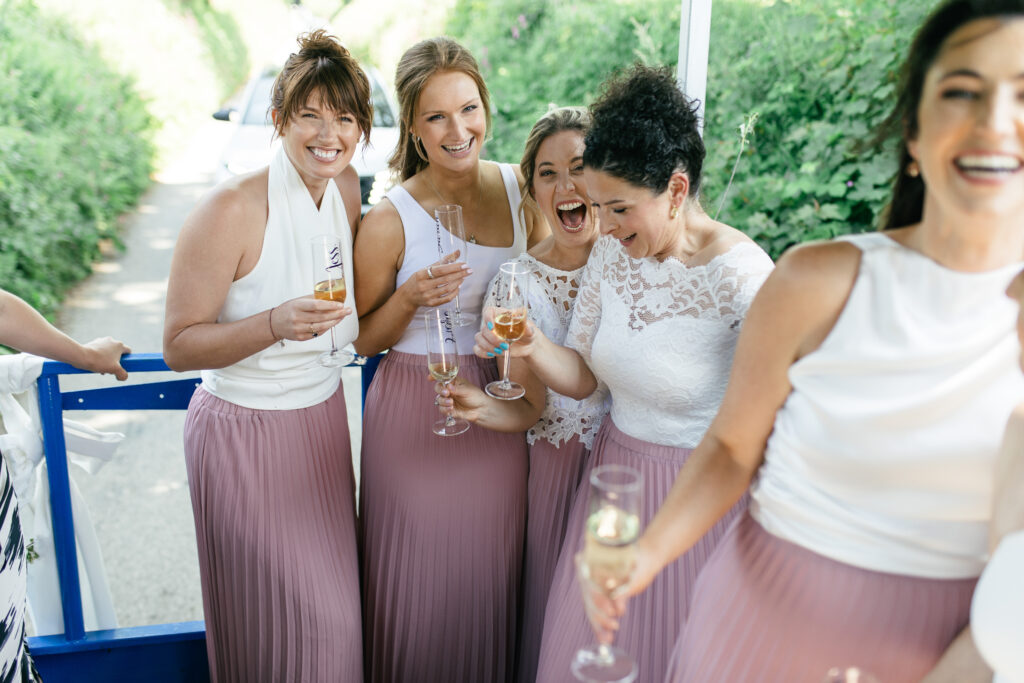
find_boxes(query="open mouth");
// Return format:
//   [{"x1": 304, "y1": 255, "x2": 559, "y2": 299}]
[
  {"x1": 310, "y1": 147, "x2": 340, "y2": 162},
  {"x1": 618, "y1": 233, "x2": 637, "y2": 247},
  {"x1": 954, "y1": 153, "x2": 1022, "y2": 180},
  {"x1": 442, "y1": 139, "x2": 473, "y2": 155},
  {"x1": 556, "y1": 200, "x2": 587, "y2": 232}
]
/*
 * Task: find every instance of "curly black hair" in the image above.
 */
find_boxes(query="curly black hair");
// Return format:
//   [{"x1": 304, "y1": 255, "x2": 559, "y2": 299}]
[{"x1": 583, "y1": 63, "x2": 704, "y2": 197}]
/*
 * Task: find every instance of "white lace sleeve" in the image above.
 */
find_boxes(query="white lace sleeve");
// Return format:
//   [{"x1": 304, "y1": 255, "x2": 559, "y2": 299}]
[
  {"x1": 708, "y1": 243, "x2": 774, "y2": 330},
  {"x1": 565, "y1": 236, "x2": 610, "y2": 363}
]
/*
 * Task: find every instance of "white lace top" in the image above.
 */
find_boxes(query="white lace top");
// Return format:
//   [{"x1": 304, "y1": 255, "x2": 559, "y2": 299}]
[
  {"x1": 484, "y1": 253, "x2": 610, "y2": 449},
  {"x1": 566, "y1": 235, "x2": 774, "y2": 448}
]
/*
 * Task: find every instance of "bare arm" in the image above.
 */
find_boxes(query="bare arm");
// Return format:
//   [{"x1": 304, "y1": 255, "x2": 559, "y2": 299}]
[
  {"x1": 352, "y1": 199, "x2": 469, "y2": 356},
  {"x1": 919, "y1": 627, "x2": 992, "y2": 683},
  {"x1": 0, "y1": 290, "x2": 130, "y2": 379},
  {"x1": 163, "y1": 177, "x2": 350, "y2": 371}
]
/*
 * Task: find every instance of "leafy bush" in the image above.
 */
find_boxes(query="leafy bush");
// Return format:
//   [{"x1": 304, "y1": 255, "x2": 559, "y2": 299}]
[
  {"x1": 0, "y1": 1, "x2": 156, "y2": 316},
  {"x1": 165, "y1": 0, "x2": 249, "y2": 99},
  {"x1": 446, "y1": 0, "x2": 934, "y2": 259}
]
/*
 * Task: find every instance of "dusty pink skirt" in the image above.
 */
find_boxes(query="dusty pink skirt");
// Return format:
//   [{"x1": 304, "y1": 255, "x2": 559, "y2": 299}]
[
  {"x1": 183, "y1": 384, "x2": 362, "y2": 683},
  {"x1": 517, "y1": 434, "x2": 590, "y2": 683},
  {"x1": 667, "y1": 513, "x2": 978, "y2": 683},
  {"x1": 534, "y1": 418, "x2": 747, "y2": 683},
  {"x1": 359, "y1": 350, "x2": 528, "y2": 683}
]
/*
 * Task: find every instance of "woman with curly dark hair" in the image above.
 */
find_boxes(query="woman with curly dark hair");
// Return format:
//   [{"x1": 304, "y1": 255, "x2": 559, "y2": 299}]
[
  {"x1": 593, "y1": 1, "x2": 1024, "y2": 681},
  {"x1": 473, "y1": 64, "x2": 773, "y2": 682}
]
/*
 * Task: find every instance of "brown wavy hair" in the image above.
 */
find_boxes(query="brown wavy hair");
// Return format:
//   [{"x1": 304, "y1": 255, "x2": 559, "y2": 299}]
[
  {"x1": 270, "y1": 29, "x2": 372, "y2": 145},
  {"x1": 389, "y1": 37, "x2": 492, "y2": 181}
]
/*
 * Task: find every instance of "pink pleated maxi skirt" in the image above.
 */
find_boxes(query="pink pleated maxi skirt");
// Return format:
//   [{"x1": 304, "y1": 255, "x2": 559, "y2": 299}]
[
  {"x1": 666, "y1": 513, "x2": 978, "y2": 683},
  {"x1": 517, "y1": 434, "x2": 590, "y2": 683},
  {"x1": 184, "y1": 384, "x2": 362, "y2": 683},
  {"x1": 359, "y1": 350, "x2": 529, "y2": 683},
  {"x1": 534, "y1": 418, "x2": 747, "y2": 683}
]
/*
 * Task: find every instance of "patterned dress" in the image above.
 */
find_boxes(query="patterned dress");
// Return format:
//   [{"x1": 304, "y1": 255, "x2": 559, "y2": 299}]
[{"x1": 1, "y1": 453, "x2": 41, "y2": 683}]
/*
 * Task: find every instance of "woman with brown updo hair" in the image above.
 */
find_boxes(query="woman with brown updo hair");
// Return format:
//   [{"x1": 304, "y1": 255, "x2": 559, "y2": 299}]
[
  {"x1": 353, "y1": 36, "x2": 548, "y2": 683},
  {"x1": 164, "y1": 30, "x2": 369, "y2": 682}
]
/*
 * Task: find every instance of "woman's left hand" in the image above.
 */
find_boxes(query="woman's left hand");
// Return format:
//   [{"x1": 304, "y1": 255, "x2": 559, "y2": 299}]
[{"x1": 433, "y1": 376, "x2": 487, "y2": 422}]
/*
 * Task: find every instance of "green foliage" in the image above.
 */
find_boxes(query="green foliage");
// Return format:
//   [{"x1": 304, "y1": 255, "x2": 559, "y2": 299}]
[
  {"x1": 445, "y1": 0, "x2": 934, "y2": 260},
  {"x1": 701, "y1": 0, "x2": 933, "y2": 258},
  {"x1": 164, "y1": 0, "x2": 249, "y2": 99},
  {"x1": 0, "y1": 1, "x2": 156, "y2": 316}
]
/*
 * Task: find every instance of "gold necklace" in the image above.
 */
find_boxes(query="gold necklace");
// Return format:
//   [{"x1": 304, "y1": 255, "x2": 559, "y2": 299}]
[{"x1": 424, "y1": 168, "x2": 481, "y2": 243}]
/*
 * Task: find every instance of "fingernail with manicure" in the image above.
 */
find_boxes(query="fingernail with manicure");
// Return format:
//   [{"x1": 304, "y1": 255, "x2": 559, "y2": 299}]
[{"x1": 486, "y1": 321, "x2": 494, "y2": 330}]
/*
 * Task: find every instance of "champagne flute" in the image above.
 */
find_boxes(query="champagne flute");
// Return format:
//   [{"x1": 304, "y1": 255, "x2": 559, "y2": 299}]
[
  {"x1": 424, "y1": 307, "x2": 470, "y2": 436},
  {"x1": 311, "y1": 234, "x2": 354, "y2": 367},
  {"x1": 572, "y1": 465, "x2": 642, "y2": 683},
  {"x1": 484, "y1": 261, "x2": 529, "y2": 400},
  {"x1": 434, "y1": 204, "x2": 472, "y2": 327}
]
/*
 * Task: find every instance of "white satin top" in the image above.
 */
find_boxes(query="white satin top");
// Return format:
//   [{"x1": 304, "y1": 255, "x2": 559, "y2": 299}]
[
  {"x1": 200, "y1": 146, "x2": 358, "y2": 410},
  {"x1": 751, "y1": 232, "x2": 1024, "y2": 578},
  {"x1": 389, "y1": 162, "x2": 526, "y2": 355}
]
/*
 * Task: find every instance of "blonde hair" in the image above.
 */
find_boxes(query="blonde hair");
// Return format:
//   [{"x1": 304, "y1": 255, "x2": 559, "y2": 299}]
[
  {"x1": 389, "y1": 37, "x2": 492, "y2": 181},
  {"x1": 271, "y1": 30, "x2": 372, "y2": 144}
]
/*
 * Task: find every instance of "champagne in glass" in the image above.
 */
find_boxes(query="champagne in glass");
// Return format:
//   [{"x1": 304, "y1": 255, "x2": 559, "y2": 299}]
[
  {"x1": 311, "y1": 234, "x2": 354, "y2": 367},
  {"x1": 424, "y1": 307, "x2": 470, "y2": 436},
  {"x1": 485, "y1": 261, "x2": 529, "y2": 400},
  {"x1": 434, "y1": 204, "x2": 472, "y2": 327},
  {"x1": 572, "y1": 465, "x2": 642, "y2": 683}
]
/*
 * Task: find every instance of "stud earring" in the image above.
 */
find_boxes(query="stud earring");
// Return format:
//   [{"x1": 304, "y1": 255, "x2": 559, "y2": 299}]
[{"x1": 906, "y1": 160, "x2": 920, "y2": 178}]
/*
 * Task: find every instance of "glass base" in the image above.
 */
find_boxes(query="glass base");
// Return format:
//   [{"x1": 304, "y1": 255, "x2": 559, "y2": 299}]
[
  {"x1": 571, "y1": 645, "x2": 637, "y2": 683},
  {"x1": 319, "y1": 348, "x2": 355, "y2": 367},
  {"x1": 485, "y1": 379, "x2": 525, "y2": 400},
  {"x1": 433, "y1": 417, "x2": 470, "y2": 436},
  {"x1": 455, "y1": 311, "x2": 479, "y2": 328}
]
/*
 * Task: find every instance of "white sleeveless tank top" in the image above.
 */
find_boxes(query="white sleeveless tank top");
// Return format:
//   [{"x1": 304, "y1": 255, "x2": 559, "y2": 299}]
[
  {"x1": 389, "y1": 162, "x2": 526, "y2": 354},
  {"x1": 750, "y1": 232, "x2": 1024, "y2": 578},
  {"x1": 200, "y1": 145, "x2": 358, "y2": 410}
]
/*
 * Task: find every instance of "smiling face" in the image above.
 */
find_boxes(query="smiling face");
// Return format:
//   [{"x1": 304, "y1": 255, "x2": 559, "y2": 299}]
[
  {"x1": 585, "y1": 168, "x2": 687, "y2": 260},
  {"x1": 278, "y1": 88, "x2": 361, "y2": 197},
  {"x1": 412, "y1": 70, "x2": 487, "y2": 172},
  {"x1": 908, "y1": 18, "x2": 1024, "y2": 221},
  {"x1": 531, "y1": 130, "x2": 598, "y2": 250}
]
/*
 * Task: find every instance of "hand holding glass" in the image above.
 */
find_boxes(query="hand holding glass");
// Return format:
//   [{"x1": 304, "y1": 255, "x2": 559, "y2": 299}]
[
  {"x1": 424, "y1": 307, "x2": 470, "y2": 436},
  {"x1": 572, "y1": 465, "x2": 642, "y2": 683},
  {"x1": 485, "y1": 261, "x2": 529, "y2": 400},
  {"x1": 435, "y1": 204, "x2": 472, "y2": 327},
  {"x1": 311, "y1": 234, "x2": 353, "y2": 367}
]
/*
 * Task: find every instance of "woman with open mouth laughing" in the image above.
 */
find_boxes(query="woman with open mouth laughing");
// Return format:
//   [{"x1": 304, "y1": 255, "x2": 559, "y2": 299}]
[
  {"x1": 471, "y1": 65, "x2": 774, "y2": 682},
  {"x1": 589, "y1": 1, "x2": 1024, "y2": 681},
  {"x1": 352, "y1": 37, "x2": 548, "y2": 683},
  {"x1": 434, "y1": 106, "x2": 612, "y2": 683}
]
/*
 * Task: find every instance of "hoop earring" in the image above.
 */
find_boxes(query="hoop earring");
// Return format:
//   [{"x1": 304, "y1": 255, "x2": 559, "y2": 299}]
[
  {"x1": 412, "y1": 135, "x2": 429, "y2": 163},
  {"x1": 906, "y1": 160, "x2": 920, "y2": 178}
]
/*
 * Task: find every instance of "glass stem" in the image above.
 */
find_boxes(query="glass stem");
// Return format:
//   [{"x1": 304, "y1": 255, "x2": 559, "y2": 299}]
[
  {"x1": 329, "y1": 326, "x2": 338, "y2": 354},
  {"x1": 596, "y1": 643, "x2": 614, "y2": 664},
  {"x1": 443, "y1": 380, "x2": 456, "y2": 426},
  {"x1": 501, "y1": 342, "x2": 513, "y2": 388}
]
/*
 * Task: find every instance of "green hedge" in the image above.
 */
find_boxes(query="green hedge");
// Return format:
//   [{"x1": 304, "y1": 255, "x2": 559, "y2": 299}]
[
  {"x1": 0, "y1": 0, "x2": 156, "y2": 317},
  {"x1": 446, "y1": 0, "x2": 934, "y2": 260}
]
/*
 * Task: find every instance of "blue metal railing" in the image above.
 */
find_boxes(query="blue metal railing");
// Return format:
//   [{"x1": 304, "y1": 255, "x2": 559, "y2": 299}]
[{"x1": 27, "y1": 352, "x2": 381, "y2": 682}]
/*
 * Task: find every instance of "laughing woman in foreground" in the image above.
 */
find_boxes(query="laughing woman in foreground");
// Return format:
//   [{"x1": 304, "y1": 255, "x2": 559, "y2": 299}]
[{"x1": 594, "y1": 1, "x2": 1024, "y2": 681}]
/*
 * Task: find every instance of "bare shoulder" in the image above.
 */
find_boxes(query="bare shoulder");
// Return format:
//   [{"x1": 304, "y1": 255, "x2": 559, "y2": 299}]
[
  {"x1": 354, "y1": 197, "x2": 405, "y2": 269},
  {"x1": 180, "y1": 169, "x2": 268, "y2": 246},
  {"x1": 764, "y1": 239, "x2": 863, "y2": 359}
]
